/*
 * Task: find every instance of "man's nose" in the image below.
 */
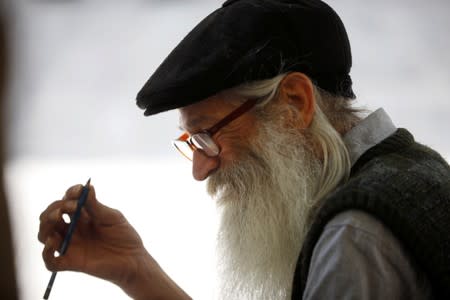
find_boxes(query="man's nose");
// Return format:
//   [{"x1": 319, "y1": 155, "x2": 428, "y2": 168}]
[{"x1": 192, "y1": 150, "x2": 220, "y2": 181}]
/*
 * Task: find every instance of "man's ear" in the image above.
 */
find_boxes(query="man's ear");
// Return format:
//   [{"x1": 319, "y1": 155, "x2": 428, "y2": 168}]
[{"x1": 277, "y1": 72, "x2": 315, "y2": 128}]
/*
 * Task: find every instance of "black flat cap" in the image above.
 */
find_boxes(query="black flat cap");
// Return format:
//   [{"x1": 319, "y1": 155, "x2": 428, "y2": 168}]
[{"x1": 137, "y1": 0, "x2": 355, "y2": 116}]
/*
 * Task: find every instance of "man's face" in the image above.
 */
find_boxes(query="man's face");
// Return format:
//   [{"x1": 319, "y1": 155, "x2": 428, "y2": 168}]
[{"x1": 179, "y1": 92, "x2": 323, "y2": 300}]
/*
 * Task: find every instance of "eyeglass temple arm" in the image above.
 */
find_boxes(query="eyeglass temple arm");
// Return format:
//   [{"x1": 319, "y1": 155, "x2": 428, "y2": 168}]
[{"x1": 207, "y1": 99, "x2": 258, "y2": 135}]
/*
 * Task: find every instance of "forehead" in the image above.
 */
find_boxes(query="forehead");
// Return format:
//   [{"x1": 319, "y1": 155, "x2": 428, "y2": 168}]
[{"x1": 179, "y1": 91, "x2": 245, "y2": 130}]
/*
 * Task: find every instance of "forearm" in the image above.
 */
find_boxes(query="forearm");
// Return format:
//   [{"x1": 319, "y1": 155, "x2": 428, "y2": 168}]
[{"x1": 120, "y1": 251, "x2": 192, "y2": 300}]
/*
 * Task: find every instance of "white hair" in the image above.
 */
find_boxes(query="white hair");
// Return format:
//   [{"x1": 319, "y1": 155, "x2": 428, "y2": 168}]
[
  {"x1": 210, "y1": 115, "x2": 323, "y2": 299},
  {"x1": 212, "y1": 74, "x2": 358, "y2": 299},
  {"x1": 230, "y1": 73, "x2": 354, "y2": 206}
]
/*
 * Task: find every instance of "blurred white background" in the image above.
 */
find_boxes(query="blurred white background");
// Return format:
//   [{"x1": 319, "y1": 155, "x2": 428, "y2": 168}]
[{"x1": 3, "y1": 0, "x2": 450, "y2": 299}]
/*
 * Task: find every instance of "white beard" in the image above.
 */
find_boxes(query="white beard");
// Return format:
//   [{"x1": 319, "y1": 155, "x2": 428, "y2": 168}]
[{"x1": 207, "y1": 118, "x2": 323, "y2": 300}]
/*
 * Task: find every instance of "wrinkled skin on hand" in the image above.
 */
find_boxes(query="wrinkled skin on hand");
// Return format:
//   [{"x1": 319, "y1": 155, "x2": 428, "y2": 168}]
[{"x1": 38, "y1": 184, "x2": 146, "y2": 287}]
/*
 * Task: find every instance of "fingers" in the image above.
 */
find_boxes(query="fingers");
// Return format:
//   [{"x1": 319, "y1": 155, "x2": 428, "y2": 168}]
[
  {"x1": 38, "y1": 199, "x2": 89, "y2": 243},
  {"x1": 38, "y1": 183, "x2": 98, "y2": 245},
  {"x1": 62, "y1": 184, "x2": 84, "y2": 201},
  {"x1": 61, "y1": 183, "x2": 124, "y2": 225},
  {"x1": 42, "y1": 232, "x2": 70, "y2": 272},
  {"x1": 65, "y1": 184, "x2": 102, "y2": 217},
  {"x1": 82, "y1": 185, "x2": 126, "y2": 225},
  {"x1": 40, "y1": 183, "x2": 94, "y2": 272}
]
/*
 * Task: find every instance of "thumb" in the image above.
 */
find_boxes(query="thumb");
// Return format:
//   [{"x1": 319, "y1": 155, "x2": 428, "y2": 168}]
[{"x1": 84, "y1": 185, "x2": 125, "y2": 226}]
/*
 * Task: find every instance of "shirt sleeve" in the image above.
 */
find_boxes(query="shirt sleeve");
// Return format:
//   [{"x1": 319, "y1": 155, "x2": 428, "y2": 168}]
[{"x1": 302, "y1": 210, "x2": 432, "y2": 300}]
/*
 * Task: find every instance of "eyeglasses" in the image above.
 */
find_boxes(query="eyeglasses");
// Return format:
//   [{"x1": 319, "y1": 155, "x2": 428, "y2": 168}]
[{"x1": 173, "y1": 98, "x2": 258, "y2": 161}]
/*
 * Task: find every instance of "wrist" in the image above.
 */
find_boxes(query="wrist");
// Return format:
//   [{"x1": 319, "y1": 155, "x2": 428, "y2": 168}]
[{"x1": 119, "y1": 251, "x2": 191, "y2": 300}]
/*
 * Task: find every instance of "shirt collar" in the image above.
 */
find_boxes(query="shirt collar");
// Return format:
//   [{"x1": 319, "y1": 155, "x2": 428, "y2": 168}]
[{"x1": 343, "y1": 108, "x2": 397, "y2": 166}]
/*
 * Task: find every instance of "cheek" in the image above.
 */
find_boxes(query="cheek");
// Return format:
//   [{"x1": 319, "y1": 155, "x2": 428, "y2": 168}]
[
  {"x1": 218, "y1": 138, "x2": 247, "y2": 163},
  {"x1": 217, "y1": 128, "x2": 259, "y2": 165},
  {"x1": 215, "y1": 114, "x2": 260, "y2": 165}
]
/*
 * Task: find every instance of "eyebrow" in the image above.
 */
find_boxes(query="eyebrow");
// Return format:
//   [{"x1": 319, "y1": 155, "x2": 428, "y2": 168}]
[{"x1": 179, "y1": 115, "x2": 216, "y2": 132}]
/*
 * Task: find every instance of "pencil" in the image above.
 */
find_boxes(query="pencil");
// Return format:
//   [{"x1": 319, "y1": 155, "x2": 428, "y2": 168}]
[{"x1": 43, "y1": 178, "x2": 91, "y2": 300}]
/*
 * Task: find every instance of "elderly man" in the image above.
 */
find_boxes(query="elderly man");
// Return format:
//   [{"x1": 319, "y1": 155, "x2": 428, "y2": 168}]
[{"x1": 38, "y1": 0, "x2": 450, "y2": 299}]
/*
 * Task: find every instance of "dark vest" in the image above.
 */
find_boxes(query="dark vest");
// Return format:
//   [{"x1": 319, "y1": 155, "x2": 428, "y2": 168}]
[{"x1": 291, "y1": 129, "x2": 450, "y2": 299}]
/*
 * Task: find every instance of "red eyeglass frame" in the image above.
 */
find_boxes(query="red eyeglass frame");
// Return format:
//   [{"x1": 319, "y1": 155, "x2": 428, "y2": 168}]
[{"x1": 174, "y1": 98, "x2": 259, "y2": 160}]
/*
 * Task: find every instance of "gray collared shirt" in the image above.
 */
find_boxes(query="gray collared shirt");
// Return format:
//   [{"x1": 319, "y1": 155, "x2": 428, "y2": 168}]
[{"x1": 302, "y1": 109, "x2": 432, "y2": 299}]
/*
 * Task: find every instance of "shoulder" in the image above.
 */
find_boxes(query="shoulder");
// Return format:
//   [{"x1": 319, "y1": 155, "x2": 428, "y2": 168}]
[{"x1": 302, "y1": 210, "x2": 432, "y2": 300}]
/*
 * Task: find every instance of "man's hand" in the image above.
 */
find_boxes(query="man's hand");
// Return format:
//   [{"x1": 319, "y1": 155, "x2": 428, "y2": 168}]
[
  {"x1": 38, "y1": 184, "x2": 191, "y2": 300},
  {"x1": 38, "y1": 184, "x2": 145, "y2": 287}
]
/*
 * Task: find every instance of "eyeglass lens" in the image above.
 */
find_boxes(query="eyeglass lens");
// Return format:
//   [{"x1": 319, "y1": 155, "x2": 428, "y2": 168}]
[{"x1": 173, "y1": 132, "x2": 220, "y2": 160}]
